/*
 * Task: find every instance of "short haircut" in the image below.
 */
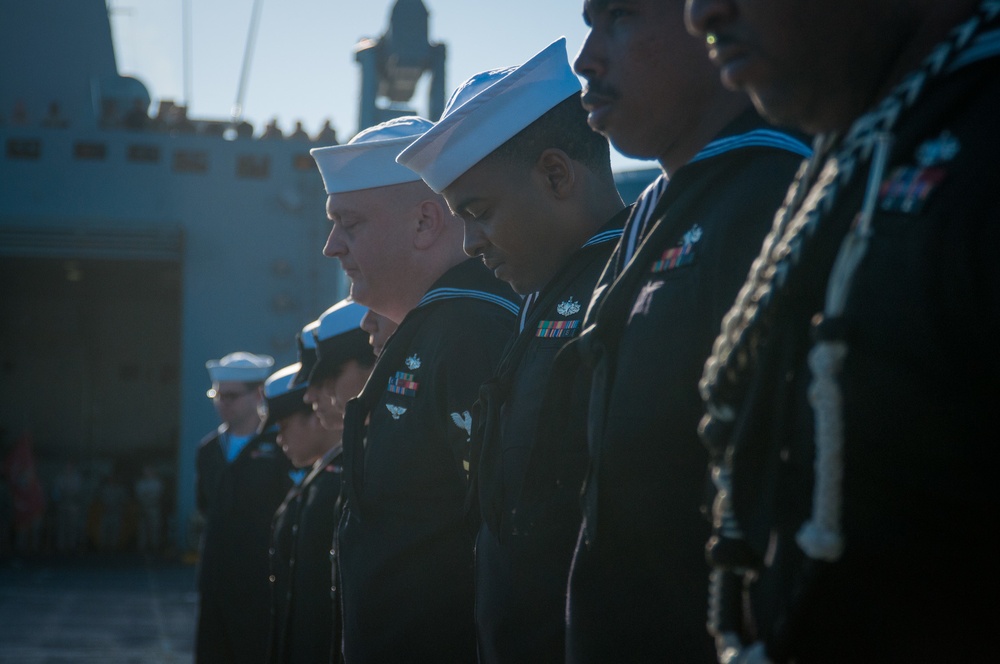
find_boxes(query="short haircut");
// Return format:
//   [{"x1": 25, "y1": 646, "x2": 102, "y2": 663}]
[{"x1": 484, "y1": 93, "x2": 612, "y2": 177}]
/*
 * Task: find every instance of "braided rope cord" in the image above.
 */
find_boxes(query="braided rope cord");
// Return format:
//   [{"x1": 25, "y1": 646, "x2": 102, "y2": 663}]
[
  {"x1": 699, "y1": 3, "x2": 1000, "y2": 661},
  {"x1": 701, "y1": 0, "x2": 999, "y2": 418}
]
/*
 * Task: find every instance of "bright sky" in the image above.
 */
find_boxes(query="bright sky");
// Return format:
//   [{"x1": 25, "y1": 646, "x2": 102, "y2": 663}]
[{"x1": 108, "y1": 0, "x2": 654, "y2": 173}]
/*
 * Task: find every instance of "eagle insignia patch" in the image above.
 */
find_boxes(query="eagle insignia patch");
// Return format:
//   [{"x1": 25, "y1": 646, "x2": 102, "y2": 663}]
[
  {"x1": 450, "y1": 411, "x2": 472, "y2": 440},
  {"x1": 556, "y1": 298, "x2": 581, "y2": 316},
  {"x1": 386, "y1": 404, "x2": 407, "y2": 420}
]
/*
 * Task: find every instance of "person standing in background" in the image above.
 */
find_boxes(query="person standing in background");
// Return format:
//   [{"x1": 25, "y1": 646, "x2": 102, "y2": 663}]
[{"x1": 195, "y1": 352, "x2": 291, "y2": 664}]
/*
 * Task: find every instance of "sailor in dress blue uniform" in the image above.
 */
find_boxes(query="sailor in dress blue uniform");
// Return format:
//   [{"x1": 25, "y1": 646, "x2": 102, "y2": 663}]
[
  {"x1": 267, "y1": 300, "x2": 374, "y2": 664},
  {"x1": 551, "y1": 2, "x2": 812, "y2": 661},
  {"x1": 196, "y1": 351, "x2": 292, "y2": 664},
  {"x1": 312, "y1": 118, "x2": 518, "y2": 663},
  {"x1": 686, "y1": 0, "x2": 1000, "y2": 661},
  {"x1": 398, "y1": 38, "x2": 628, "y2": 663}
]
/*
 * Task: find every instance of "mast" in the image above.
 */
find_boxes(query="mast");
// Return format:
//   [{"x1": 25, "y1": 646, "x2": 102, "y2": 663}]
[{"x1": 231, "y1": 0, "x2": 265, "y2": 123}]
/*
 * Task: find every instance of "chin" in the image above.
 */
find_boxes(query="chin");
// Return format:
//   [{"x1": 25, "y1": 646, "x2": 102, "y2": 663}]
[
  {"x1": 348, "y1": 285, "x2": 373, "y2": 308},
  {"x1": 608, "y1": 133, "x2": 658, "y2": 161},
  {"x1": 749, "y1": 83, "x2": 823, "y2": 134},
  {"x1": 507, "y1": 273, "x2": 538, "y2": 297}
]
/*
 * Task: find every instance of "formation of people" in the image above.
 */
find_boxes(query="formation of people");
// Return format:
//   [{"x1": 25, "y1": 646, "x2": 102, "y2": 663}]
[
  {"x1": 4, "y1": 96, "x2": 340, "y2": 143},
  {"x1": 0, "y1": 437, "x2": 168, "y2": 558},
  {"x1": 193, "y1": 1, "x2": 1000, "y2": 663}
]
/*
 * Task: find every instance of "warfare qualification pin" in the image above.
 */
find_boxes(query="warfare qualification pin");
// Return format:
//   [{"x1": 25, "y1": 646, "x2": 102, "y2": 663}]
[
  {"x1": 557, "y1": 298, "x2": 581, "y2": 316},
  {"x1": 405, "y1": 354, "x2": 422, "y2": 370},
  {"x1": 683, "y1": 224, "x2": 703, "y2": 245},
  {"x1": 916, "y1": 130, "x2": 960, "y2": 168}
]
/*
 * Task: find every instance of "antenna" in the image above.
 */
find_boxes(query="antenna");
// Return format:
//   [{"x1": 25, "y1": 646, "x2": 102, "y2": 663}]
[
  {"x1": 182, "y1": 0, "x2": 192, "y2": 108},
  {"x1": 232, "y1": 0, "x2": 265, "y2": 123}
]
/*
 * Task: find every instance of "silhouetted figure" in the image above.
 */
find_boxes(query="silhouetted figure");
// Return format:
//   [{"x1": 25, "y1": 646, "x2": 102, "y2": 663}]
[
  {"x1": 4, "y1": 433, "x2": 45, "y2": 556},
  {"x1": 315, "y1": 119, "x2": 339, "y2": 144},
  {"x1": 288, "y1": 120, "x2": 309, "y2": 141},
  {"x1": 54, "y1": 461, "x2": 84, "y2": 554},
  {"x1": 260, "y1": 118, "x2": 283, "y2": 140},
  {"x1": 97, "y1": 473, "x2": 128, "y2": 551},
  {"x1": 235, "y1": 120, "x2": 254, "y2": 139},
  {"x1": 135, "y1": 465, "x2": 164, "y2": 553}
]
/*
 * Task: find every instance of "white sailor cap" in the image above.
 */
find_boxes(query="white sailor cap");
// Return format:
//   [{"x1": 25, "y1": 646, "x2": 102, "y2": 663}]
[
  {"x1": 310, "y1": 116, "x2": 434, "y2": 194},
  {"x1": 290, "y1": 319, "x2": 320, "y2": 387},
  {"x1": 311, "y1": 299, "x2": 373, "y2": 382},
  {"x1": 206, "y1": 351, "x2": 274, "y2": 383},
  {"x1": 261, "y1": 363, "x2": 311, "y2": 431},
  {"x1": 397, "y1": 38, "x2": 581, "y2": 193}
]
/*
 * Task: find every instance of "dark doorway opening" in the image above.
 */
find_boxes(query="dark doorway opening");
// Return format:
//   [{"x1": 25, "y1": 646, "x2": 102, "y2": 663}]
[{"x1": 0, "y1": 256, "x2": 182, "y2": 555}]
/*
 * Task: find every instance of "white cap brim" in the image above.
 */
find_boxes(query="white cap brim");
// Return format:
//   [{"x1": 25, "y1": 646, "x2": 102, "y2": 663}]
[
  {"x1": 310, "y1": 116, "x2": 434, "y2": 194},
  {"x1": 397, "y1": 38, "x2": 582, "y2": 193}
]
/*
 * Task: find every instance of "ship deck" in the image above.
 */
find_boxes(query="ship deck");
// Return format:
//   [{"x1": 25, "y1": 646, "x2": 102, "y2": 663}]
[{"x1": 0, "y1": 554, "x2": 197, "y2": 663}]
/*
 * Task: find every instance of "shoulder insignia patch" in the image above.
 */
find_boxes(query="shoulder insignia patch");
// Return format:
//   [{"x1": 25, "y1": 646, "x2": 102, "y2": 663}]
[
  {"x1": 387, "y1": 371, "x2": 419, "y2": 397},
  {"x1": 450, "y1": 410, "x2": 472, "y2": 440},
  {"x1": 536, "y1": 319, "x2": 581, "y2": 338},
  {"x1": 386, "y1": 404, "x2": 407, "y2": 420},
  {"x1": 556, "y1": 298, "x2": 581, "y2": 316},
  {"x1": 405, "y1": 354, "x2": 421, "y2": 370}
]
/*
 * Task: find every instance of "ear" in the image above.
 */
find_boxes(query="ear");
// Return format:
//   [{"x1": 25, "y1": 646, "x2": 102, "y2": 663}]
[
  {"x1": 413, "y1": 198, "x2": 447, "y2": 250},
  {"x1": 535, "y1": 148, "x2": 575, "y2": 200}
]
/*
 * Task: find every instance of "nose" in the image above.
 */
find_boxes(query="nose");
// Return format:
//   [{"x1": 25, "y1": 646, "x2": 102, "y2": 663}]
[
  {"x1": 323, "y1": 223, "x2": 346, "y2": 258},
  {"x1": 573, "y1": 27, "x2": 604, "y2": 83},
  {"x1": 685, "y1": 0, "x2": 731, "y2": 37},
  {"x1": 462, "y1": 220, "x2": 488, "y2": 259}
]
